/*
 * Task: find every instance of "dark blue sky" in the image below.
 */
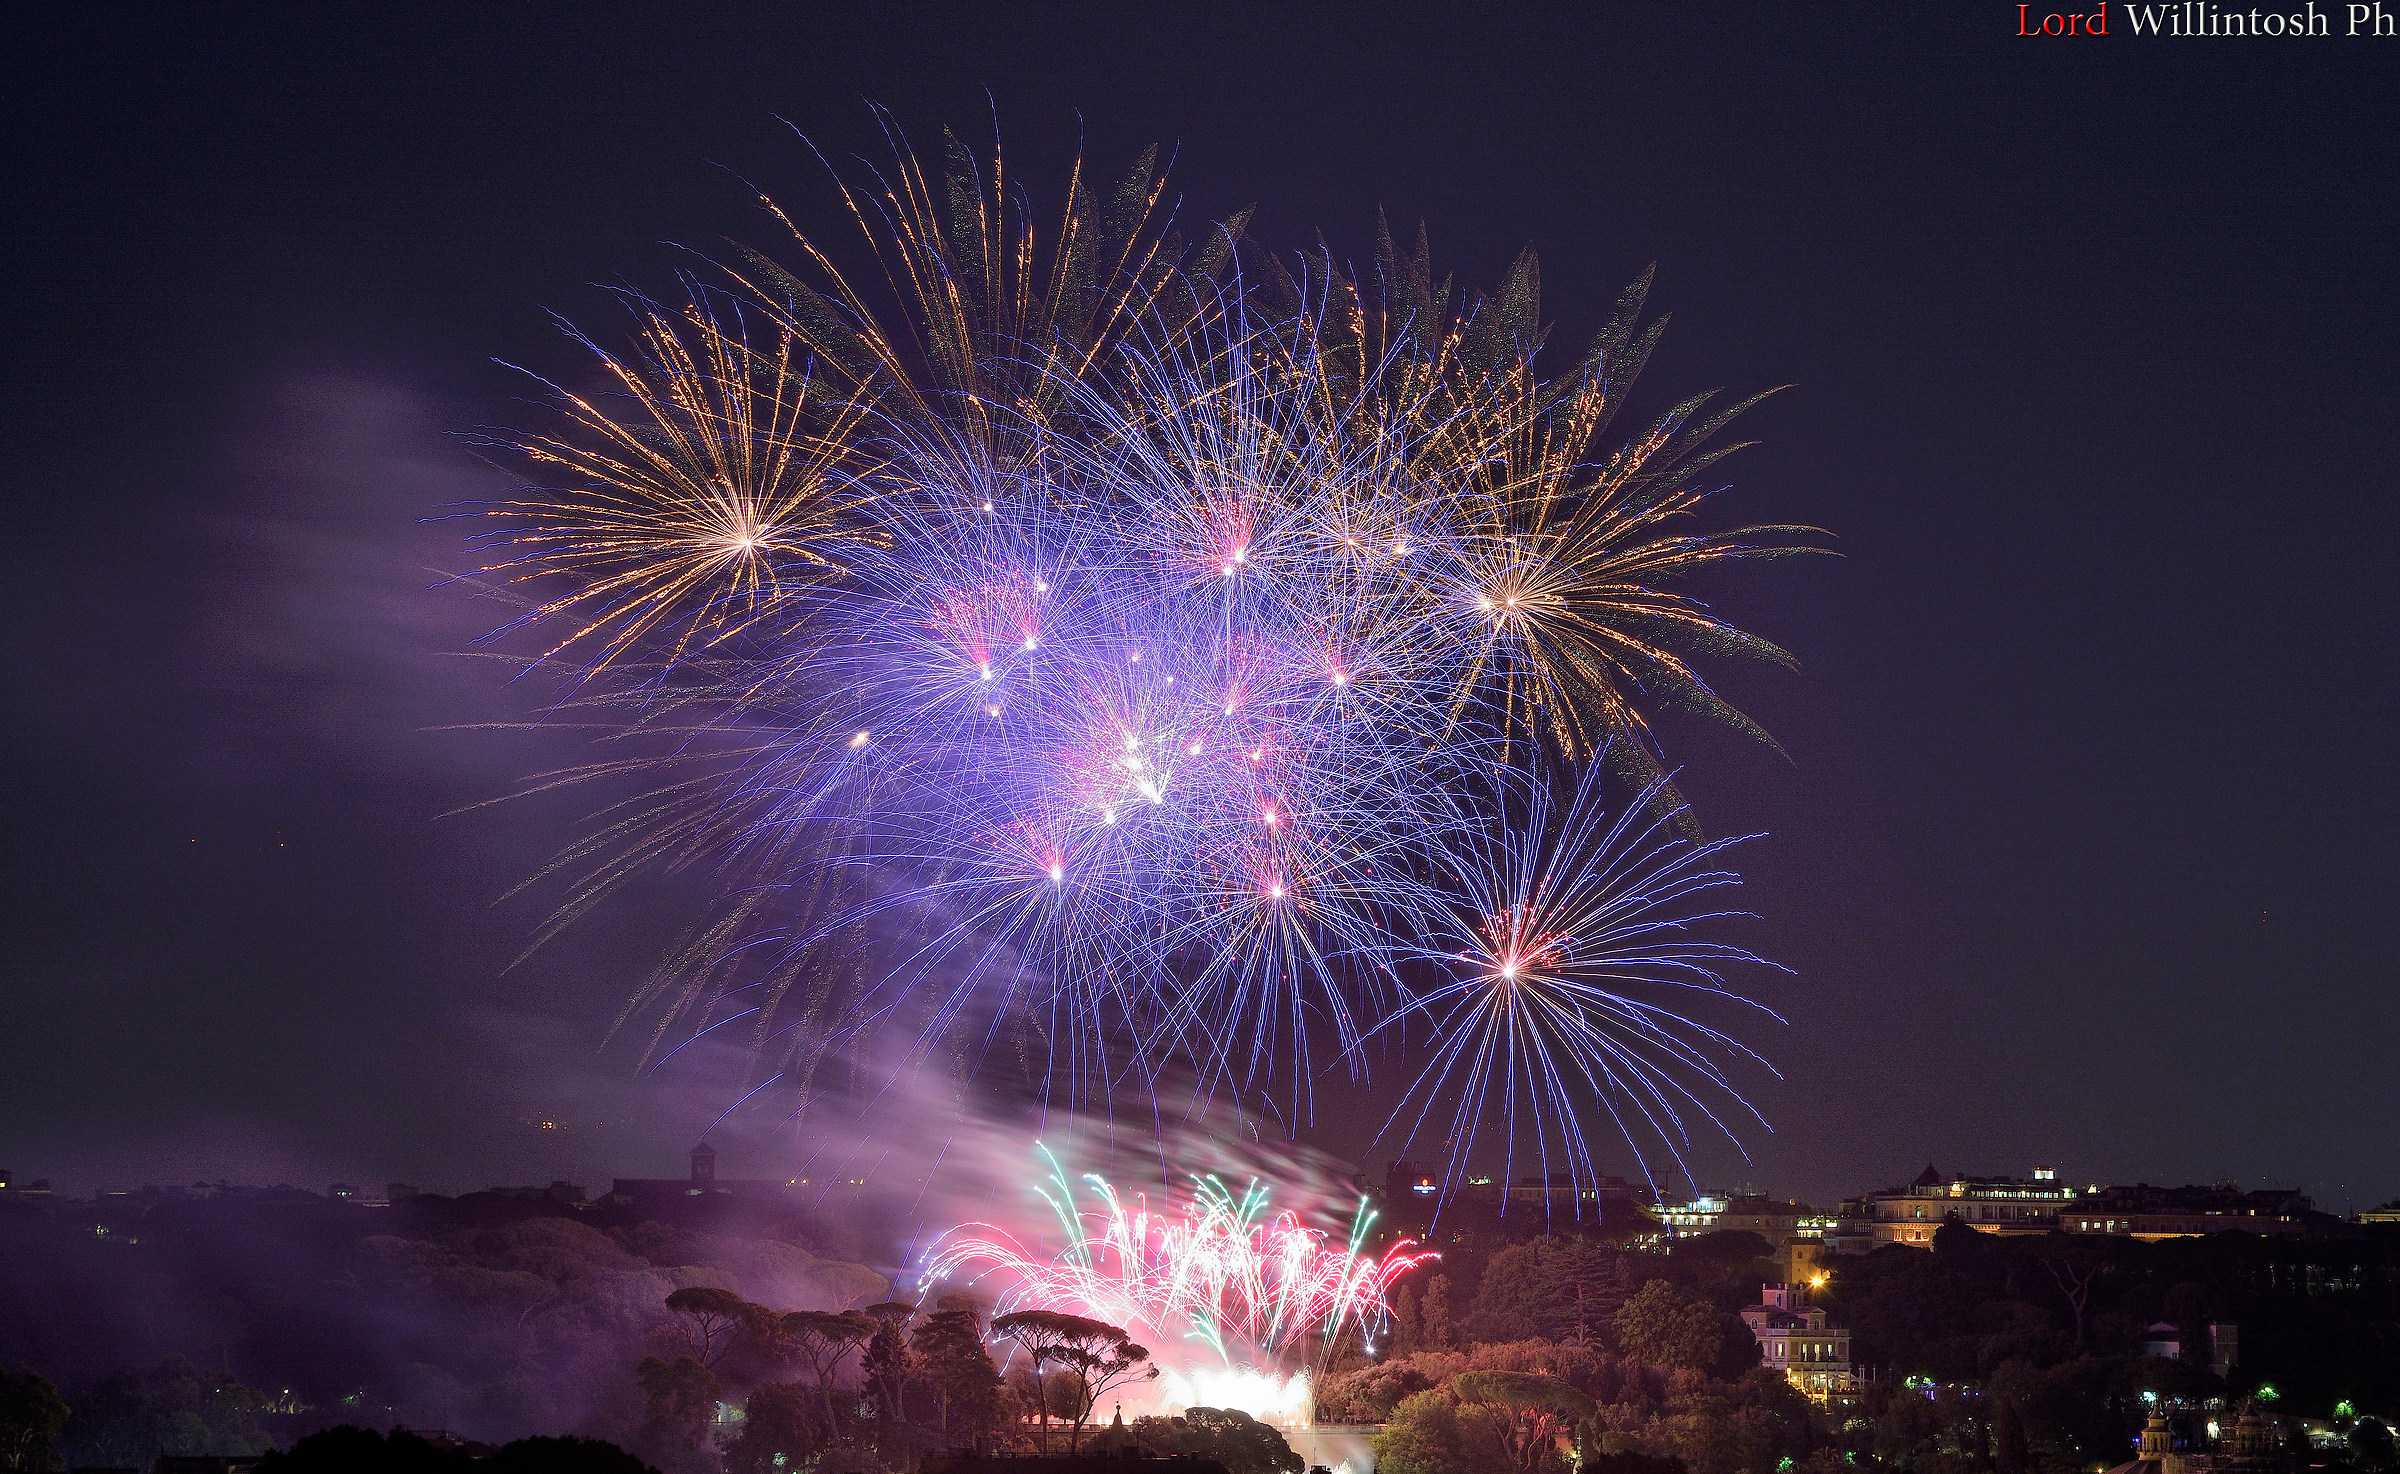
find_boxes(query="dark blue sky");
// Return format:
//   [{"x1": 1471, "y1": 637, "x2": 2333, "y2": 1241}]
[{"x1": 4, "y1": 5, "x2": 2394, "y2": 1214}]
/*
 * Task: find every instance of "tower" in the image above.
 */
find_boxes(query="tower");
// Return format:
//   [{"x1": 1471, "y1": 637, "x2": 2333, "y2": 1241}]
[
  {"x1": 690, "y1": 1141, "x2": 717, "y2": 1184},
  {"x1": 2138, "y1": 1409, "x2": 2173, "y2": 1460}
]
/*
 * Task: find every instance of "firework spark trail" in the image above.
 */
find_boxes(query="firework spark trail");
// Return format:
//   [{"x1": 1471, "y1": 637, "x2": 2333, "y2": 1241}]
[
  {"x1": 1372, "y1": 762, "x2": 1790, "y2": 1200},
  {"x1": 471, "y1": 126, "x2": 1823, "y2": 1206},
  {"x1": 922, "y1": 1144, "x2": 1435, "y2": 1396}
]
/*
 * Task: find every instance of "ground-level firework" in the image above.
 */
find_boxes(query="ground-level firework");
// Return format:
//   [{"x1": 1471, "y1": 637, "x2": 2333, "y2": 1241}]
[{"x1": 921, "y1": 1146, "x2": 1435, "y2": 1425}]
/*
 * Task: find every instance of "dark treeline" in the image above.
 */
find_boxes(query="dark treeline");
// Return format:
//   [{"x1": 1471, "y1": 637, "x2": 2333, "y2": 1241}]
[
  {"x1": 4, "y1": 1191, "x2": 2398, "y2": 1474},
  {"x1": 0, "y1": 1187, "x2": 887, "y2": 1466},
  {"x1": 1341, "y1": 1220, "x2": 2400, "y2": 1474}
]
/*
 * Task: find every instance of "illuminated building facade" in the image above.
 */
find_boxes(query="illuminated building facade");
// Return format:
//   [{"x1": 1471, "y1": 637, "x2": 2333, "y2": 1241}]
[
  {"x1": 1740, "y1": 1282, "x2": 1856, "y2": 1405},
  {"x1": 1655, "y1": 1192, "x2": 1828, "y2": 1248},
  {"x1": 2060, "y1": 1183, "x2": 2327, "y2": 1240},
  {"x1": 1864, "y1": 1164, "x2": 2075, "y2": 1247}
]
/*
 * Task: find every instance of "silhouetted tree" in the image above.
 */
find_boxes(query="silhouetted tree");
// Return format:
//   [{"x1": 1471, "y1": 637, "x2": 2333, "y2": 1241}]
[
  {"x1": 722, "y1": 1382, "x2": 818, "y2": 1474},
  {"x1": 911, "y1": 1296, "x2": 1006, "y2": 1446},
  {"x1": 1128, "y1": 1406, "x2": 1302, "y2": 1474},
  {"x1": 59, "y1": 1357, "x2": 278, "y2": 1468},
  {"x1": 254, "y1": 1426, "x2": 458, "y2": 1472},
  {"x1": 488, "y1": 1435, "x2": 659, "y2": 1473},
  {"x1": 631, "y1": 1355, "x2": 719, "y2": 1474},
  {"x1": 0, "y1": 1369, "x2": 68, "y2": 1473},
  {"x1": 665, "y1": 1287, "x2": 771, "y2": 1370},
  {"x1": 2350, "y1": 1420, "x2": 2396, "y2": 1473},
  {"x1": 781, "y1": 1309, "x2": 874, "y2": 1433},
  {"x1": 992, "y1": 1311, "x2": 1152, "y2": 1451},
  {"x1": 860, "y1": 1301, "x2": 916, "y2": 1460}
]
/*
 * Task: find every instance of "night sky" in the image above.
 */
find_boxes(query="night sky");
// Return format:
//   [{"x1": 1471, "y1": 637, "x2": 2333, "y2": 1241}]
[{"x1": 6, "y1": 6, "x2": 2395, "y2": 1216}]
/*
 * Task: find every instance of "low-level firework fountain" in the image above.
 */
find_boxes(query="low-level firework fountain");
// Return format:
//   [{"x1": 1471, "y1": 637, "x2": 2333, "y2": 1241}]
[{"x1": 922, "y1": 1145, "x2": 1436, "y2": 1426}]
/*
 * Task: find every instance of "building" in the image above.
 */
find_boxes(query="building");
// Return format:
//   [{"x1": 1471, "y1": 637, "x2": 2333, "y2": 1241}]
[
  {"x1": 2060, "y1": 1184, "x2": 2338, "y2": 1241},
  {"x1": 1739, "y1": 1282, "x2": 1856, "y2": 1405},
  {"x1": 488, "y1": 1180, "x2": 587, "y2": 1207},
  {"x1": 607, "y1": 1143, "x2": 808, "y2": 1208},
  {"x1": 1826, "y1": 1197, "x2": 1878, "y2": 1255},
  {"x1": 2359, "y1": 1199, "x2": 2400, "y2": 1225},
  {"x1": 1656, "y1": 1192, "x2": 1827, "y2": 1248},
  {"x1": 2103, "y1": 1407, "x2": 2205, "y2": 1474},
  {"x1": 1861, "y1": 1164, "x2": 2076, "y2": 1247},
  {"x1": 1382, "y1": 1161, "x2": 1655, "y2": 1210},
  {"x1": 1494, "y1": 1172, "x2": 1656, "y2": 1209},
  {"x1": 2218, "y1": 1401, "x2": 2288, "y2": 1474}
]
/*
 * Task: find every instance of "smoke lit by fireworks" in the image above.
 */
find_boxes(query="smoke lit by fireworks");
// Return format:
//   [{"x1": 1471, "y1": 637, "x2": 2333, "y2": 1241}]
[{"x1": 467, "y1": 117, "x2": 1821, "y2": 1205}]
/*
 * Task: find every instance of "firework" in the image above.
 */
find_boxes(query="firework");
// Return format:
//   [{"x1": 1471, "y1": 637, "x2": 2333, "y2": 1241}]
[
  {"x1": 470, "y1": 288, "x2": 882, "y2": 679},
  {"x1": 472, "y1": 121, "x2": 1821, "y2": 1201},
  {"x1": 924, "y1": 1145, "x2": 1435, "y2": 1422},
  {"x1": 1373, "y1": 763, "x2": 1787, "y2": 1202}
]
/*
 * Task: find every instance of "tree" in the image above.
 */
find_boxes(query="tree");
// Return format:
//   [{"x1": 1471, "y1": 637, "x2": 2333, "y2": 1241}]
[
  {"x1": 1929, "y1": 1218, "x2": 1981, "y2": 1259},
  {"x1": 258, "y1": 1429, "x2": 656, "y2": 1473},
  {"x1": 782, "y1": 1309, "x2": 876, "y2": 1433},
  {"x1": 991, "y1": 1312, "x2": 1153, "y2": 1451},
  {"x1": 990, "y1": 1311, "x2": 1065, "y2": 1447},
  {"x1": 665, "y1": 1287, "x2": 772, "y2": 1371},
  {"x1": 862, "y1": 1302, "x2": 915, "y2": 1409},
  {"x1": 2041, "y1": 1250, "x2": 2101, "y2": 1348},
  {"x1": 487, "y1": 1436, "x2": 660, "y2": 1473},
  {"x1": 2350, "y1": 1419, "x2": 2396, "y2": 1474},
  {"x1": 1129, "y1": 1407, "x2": 1304, "y2": 1474},
  {"x1": 860, "y1": 1302, "x2": 916, "y2": 1459},
  {"x1": 722, "y1": 1382, "x2": 820, "y2": 1474},
  {"x1": 58, "y1": 1357, "x2": 278, "y2": 1469},
  {"x1": 0, "y1": 1369, "x2": 68, "y2": 1474},
  {"x1": 1474, "y1": 1241, "x2": 1633, "y2": 1346},
  {"x1": 632, "y1": 1355, "x2": 720, "y2": 1474},
  {"x1": 1614, "y1": 1281, "x2": 1723, "y2": 1371},
  {"x1": 1422, "y1": 1275, "x2": 1456, "y2": 1351},
  {"x1": 1392, "y1": 1282, "x2": 1423, "y2": 1355},
  {"x1": 1374, "y1": 1390, "x2": 1513, "y2": 1474},
  {"x1": 911, "y1": 1297, "x2": 1006, "y2": 1446},
  {"x1": 1314, "y1": 1360, "x2": 1442, "y2": 1423},
  {"x1": 253, "y1": 1427, "x2": 462, "y2": 1472},
  {"x1": 1452, "y1": 1372, "x2": 1594, "y2": 1474}
]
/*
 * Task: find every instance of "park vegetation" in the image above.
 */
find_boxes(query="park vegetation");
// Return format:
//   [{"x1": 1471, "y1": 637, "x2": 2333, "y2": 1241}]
[{"x1": 3, "y1": 1190, "x2": 2398, "y2": 1474}]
